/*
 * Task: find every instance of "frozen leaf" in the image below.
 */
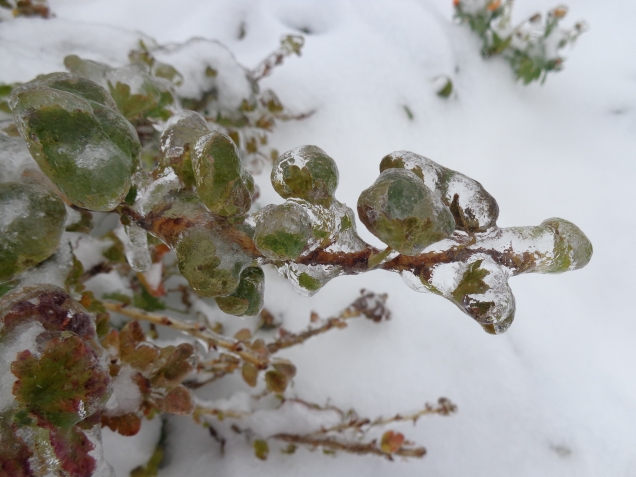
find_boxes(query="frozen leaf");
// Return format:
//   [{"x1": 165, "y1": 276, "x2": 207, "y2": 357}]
[
  {"x1": 254, "y1": 203, "x2": 313, "y2": 261},
  {"x1": 215, "y1": 266, "x2": 265, "y2": 316},
  {"x1": 11, "y1": 333, "x2": 111, "y2": 429},
  {"x1": 358, "y1": 169, "x2": 454, "y2": 255},
  {"x1": 159, "y1": 110, "x2": 209, "y2": 188},
  {"x1": 9, "y1": 73, "x2": 141, "y2": 211},
  {"x1": 192, "y1": 131, "x2": 255, "y2": 217},
  {"x1": 0, "y1": 181, "x2": 66, "y2": 283},
  {"x1": 271, "y1": 145, "x2": 339, "y2": 206},
  {"x1": 175, "y1": 226, "x2": 251, "y2": 297}
]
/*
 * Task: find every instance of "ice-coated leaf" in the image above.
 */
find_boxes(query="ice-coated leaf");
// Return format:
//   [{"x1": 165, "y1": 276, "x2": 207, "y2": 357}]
[
  {"x1": 0, "y1": 181, "x2": 66, "y2": 283},
  {"x1": 357, "y1": 168, "x2": 455, "y2": 255},
  {"x1": 9, "y1": 73, "x2": 141, "y2": 211},
  {"x1": 215, "y1": 266, "x2": 265, "y2": 316},
  {"x1": 192, "y1": 131, "x2": 255, "y2": 217},
  {"x1": 380, "y1": 151, "x2": 499, "y2": 233},
  {"x1": 159, "y1": 110, "x2": 209, "y2": 188},
  {"x1": 11, "y1": 333, "x2": 110, "y2": 429},
  {"x1": 174, "y1": 225, "x2": 251, "y2": 297},
  {"x1": 254, "y1": 202, "x2": 313, "y2": 261},
  {"x1": 271, "y1": 145, "x2": 339, "y2": 206}
]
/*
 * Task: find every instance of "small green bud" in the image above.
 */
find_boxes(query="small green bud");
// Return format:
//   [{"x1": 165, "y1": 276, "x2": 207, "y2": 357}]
[
  {"x1": 271, "y1": 145, "x2": 339, "y2": 206},
  {"x1": 357, "y1": 169, "x2": 455, "y2": 255},
  {"x1": 192, "y1": 131, "x2": 255, "y2": 217}
]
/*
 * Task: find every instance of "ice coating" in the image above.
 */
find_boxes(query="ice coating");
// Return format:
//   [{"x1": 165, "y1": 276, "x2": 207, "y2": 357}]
[
  {"x1": 9, "y1": 73, "x2": 141, "y2": 211},
  {"x1": 114, "y1": 223, "x2": 151, "y2": 272},
  {"x1": 0, "y1": 181, "x2": 67, "y2": 283},
  {"x1": 276, "y1": 262, "x2": 343, "y2": 297},
  {"x1": 0, "y1": 285, "x2": 112, "y2": 477},
  {"x1": 192, "y1": 131, "x2": 255, "y2": 217},
  {"x1": 398, "y1": 217, "x2": 592, "y2": 333},
  {"x1": 215, "y1": 266, "x2": 265, "y2": 316},
  {"x1": 357, "y1": 168, "x2": 455, "y2": 255},
  {"x1": 64, "y1": 55, "x2": 177, "y2": 121},
  {"x1": 380, "y1": 151, "x2": 499, "y2": 233},
  {"x1": 271, "y1": 145, "x2": 339, "y2": 206},
  {"x1": 254, "y1": 202, "x2": 313, "y2": 261},
  {"x1": 159, "y1": 110, "x2": 209, "y2": 188},
  {"x1": 174, "y1": 225, "x2": 252, "y2": 297}
]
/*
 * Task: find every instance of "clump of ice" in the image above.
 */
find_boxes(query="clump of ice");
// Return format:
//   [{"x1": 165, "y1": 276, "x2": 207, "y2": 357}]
[{"x1": 113, "y1": 223, "x2": 151, "y2": 272}]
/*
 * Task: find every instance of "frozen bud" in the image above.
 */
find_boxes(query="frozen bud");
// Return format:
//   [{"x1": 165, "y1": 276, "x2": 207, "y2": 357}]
[
  {"x1": 193, "y1": 131, "x2": 255, "y2": 217},
  {"x1": 160, "y1": 110, "x2": 209, "y2": 188},
  {"x1": 215, "y1": 266, "x2": 265, "y2": 316},
  {"x1": 380, "y1": 151, "x2": 499, "y2": 233},
  {"x1": 540, "y1": 218, "x2": 593, "y2": 273},
  {"x1": 357, "y1": 169, "x2": 455, "y2": 255},
  {"x1": 271, "y1": 145, "x2": 339, "y2": 206},
  {"x1": 254, "y1": 202, "x2": 313, "y2": 261},
  {"x1": 174, "y1": 226, "x2": 250, "y2": 297},
  {"x1": 0, "y1": 182, "x2": 66, "y2": 283},
  {"x1": 9, "y1": 73, "x2": 140, "y2": 211}
]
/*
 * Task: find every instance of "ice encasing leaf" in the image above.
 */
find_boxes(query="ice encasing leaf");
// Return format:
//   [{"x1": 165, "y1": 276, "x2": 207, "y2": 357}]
[
  {"x1": 9, "y1": 73, "x2": 140, "y2": 211},
  {"x1": 357, "y1": 168, "x2": 455, "y2": 255},
  {"x1": 271, "y1": 145, "x2": 339, "y2": 206},
  {"x1": 0, "y1": 181, "x2": 66, "y2": 283},
  {"x1": 192, "y1": 131, "x2": 255, "y2": 217},
  {"x1": 380, "y1": 151, "x2": 499, "y2": 233},
  {"x1": 215, "y1": 266, "x2": 265, "y2": 316}
]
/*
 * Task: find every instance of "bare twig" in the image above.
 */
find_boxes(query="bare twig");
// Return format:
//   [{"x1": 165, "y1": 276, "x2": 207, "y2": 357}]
[
  {"x1": 270, "y1": 433, "x2": 426, "y2": 460},
  {"x1": 103, "y1": 301, "x2": 269, "y2": 368},
  {"x1": 267, "y1": 290, "x2": 389, "y2": 353}
]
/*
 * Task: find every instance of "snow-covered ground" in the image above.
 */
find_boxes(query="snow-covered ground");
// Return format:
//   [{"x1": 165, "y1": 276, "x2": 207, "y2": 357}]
[{"x1": 2, "y1": 0, "x2": 636, "y2": 475}]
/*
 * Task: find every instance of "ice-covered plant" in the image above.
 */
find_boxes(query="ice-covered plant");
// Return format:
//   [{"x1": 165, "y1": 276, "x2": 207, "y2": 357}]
[
  {"x1": 454, "y1": 0, "x2": 586, "y2": 84},
  {"x1": 0, "y1": 47, "x2": 592, "y2": 475}
]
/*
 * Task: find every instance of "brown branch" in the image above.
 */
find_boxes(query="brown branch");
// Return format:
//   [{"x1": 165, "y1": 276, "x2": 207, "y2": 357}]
[
  {"x1": 267, "y1": 290, "x2": 390, "y2": 354},
  {"x1": 103, "y1": 301, "x2": 269, "y2": 368},
  {"x1": 271, "y1": 434, "x2": 426, "y2": 460}
]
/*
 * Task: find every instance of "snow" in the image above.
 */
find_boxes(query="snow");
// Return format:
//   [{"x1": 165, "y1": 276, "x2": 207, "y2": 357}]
[{"x1": 3, "y1": 0, "x2": 636, "y2": 475}]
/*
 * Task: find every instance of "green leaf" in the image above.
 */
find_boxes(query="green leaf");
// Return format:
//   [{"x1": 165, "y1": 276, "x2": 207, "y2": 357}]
[
  {"x1": 253, "y1": 439, "x2": 269, "y2": 460},
  {"x1": 11, "y1": 334, "x2": 110, "y2": 430},
  {"x1": 452, "y1": 260, "x2": 490, "y2": 302}
]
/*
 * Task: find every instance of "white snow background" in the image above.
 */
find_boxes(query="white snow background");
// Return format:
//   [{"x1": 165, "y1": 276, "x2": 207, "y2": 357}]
[{"x1": 1, "y1": 0, "x2": 635, "y2": 475}]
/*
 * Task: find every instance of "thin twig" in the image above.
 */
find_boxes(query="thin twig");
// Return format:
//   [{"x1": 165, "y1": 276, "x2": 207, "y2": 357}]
[
  {"x1": 270, "y1": 434, "x2": 426, "y2": 460},
  {"x1": 103, "y1": 301, "x2": 269, "y2": 368}
]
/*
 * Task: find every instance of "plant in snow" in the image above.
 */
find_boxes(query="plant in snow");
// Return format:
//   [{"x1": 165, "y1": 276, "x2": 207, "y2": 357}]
[
  {"x1": 0, "y1": 21, "x2": 593, "y2": 477},
  {"x1": 454, "y1": 0, "x2": 587, "y2": 84},
  {"x1": 0, "y1": 0, "x2": 50, "y2": 20}
]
